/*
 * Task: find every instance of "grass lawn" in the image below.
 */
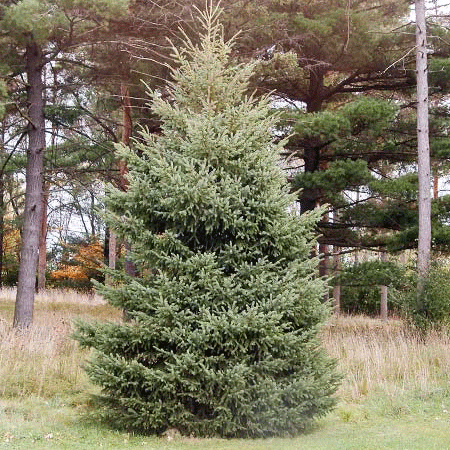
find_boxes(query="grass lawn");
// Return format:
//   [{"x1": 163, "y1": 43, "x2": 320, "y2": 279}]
[
  {"x1": 2, "y1": 395, "x2": 450, "y2": 449},
  {"x1": 1, "y1": 288, "x2": 450, "y2": 449}
]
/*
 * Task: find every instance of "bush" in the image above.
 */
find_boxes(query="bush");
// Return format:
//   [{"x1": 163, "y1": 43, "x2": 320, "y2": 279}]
[
  {"x1": 74, "y1": 6, "x2": 340, "y2": 438},
  {"x1": 338, "y1": 260, "x2": 406, "y2": 315},
  {"x1": 402, "y1": 265, "x2": 450, "y2": 332},
  {"x1": 49, "y1": 236, "x2": 104, "y2": 290}
]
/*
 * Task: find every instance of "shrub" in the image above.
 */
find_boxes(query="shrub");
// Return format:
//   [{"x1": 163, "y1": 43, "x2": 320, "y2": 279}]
[
  {"x1": 402, "y1": 265, "x2": 450, "y2": 332},
  {"x1": 339, "y1": 260, "x2": 406, "y2": 315},
  {"x1": 49, "y1": 236, "x2": 104, "y2": 290}
]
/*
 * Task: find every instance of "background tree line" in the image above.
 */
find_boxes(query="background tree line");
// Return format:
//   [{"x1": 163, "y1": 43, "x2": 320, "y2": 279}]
[{"x1": 1, "y1": 0, "x2": 450, "y2": 327}]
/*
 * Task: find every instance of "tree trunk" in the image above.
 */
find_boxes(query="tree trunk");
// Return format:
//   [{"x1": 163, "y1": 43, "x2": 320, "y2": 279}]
[
  {"x1": 0, "y1": 177, "x2": 4, "y2": 287},
  {"x1": 0, "y1": 121, "x2": 5, "y2": 287},
  {"x1": 124, "y1": 240, "x2": 138, "y2": 277},
  {"x1": 319, "y1": 212, "x2": 329, "y2": 301},
  {"x1": 13, "y1": 41, "x2": 45, "y2": 329},
  {"x1": 300, "y1": 71, "x2": 324, "y2": 214},
  {"x1": 105, "y1": 81, "x2": 133, "y2": 285},
  {"x1": 332, "y1": 248, "x2": 341, "y2": 315},
  {"x1": 37, "y1": 182, "x2": 49, "y2": 292},
  {"x1": 380, "y1": 249, "x2": 388, "y2": 320},
  {"x1": 109, "y1": 230, "x2": 116, "y2": 271},
  {"x1": 119, "y1": 81, "x2": 132, "y2": 188},
  {"x1": 415, "y1": 0, "x2": 431, "y2": 295},
  {"x1": 89, "y1": 190, "x2": 96, "y2": 236},
  {"x1": 104, "y1": 226, "x2": 110, "y2": 265},
  {"x1": 120, "y1": 81, "x2": 138, "y2": 278},
  {"x1": 300, "y1": 144, "x2": 321, "y2": 213},
  {"x1": 105, "y1": 229, "x2": 116, "y2": 285},
  {"x1": 318, "y1": 158, "x2": 329, "y2": 290},
  {"x1": 433, "y1": 168, "x2": 439, "y2": 199},
  {"x1": 332, "y1": 210, "x2": 341, "y2": 314},
  {"x1": 332, "y1": 283, "x2": 340, "y2": 315}
]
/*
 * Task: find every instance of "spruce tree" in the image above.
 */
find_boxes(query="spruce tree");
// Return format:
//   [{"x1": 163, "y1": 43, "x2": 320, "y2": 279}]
[{"x1": 74, "y1": 4, "x2": 339, "y2": 438}]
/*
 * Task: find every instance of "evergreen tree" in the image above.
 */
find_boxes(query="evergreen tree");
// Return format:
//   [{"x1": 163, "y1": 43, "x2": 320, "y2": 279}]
[
  {"x1": 228, "y1": 0, "x2": 450, "y2": 302},
  {"x1": 235, "y1": 0, "x2": 414, "y2": 208},
  {"x1": 74, "y1": 4, "x2": 339, "y2": 438}
]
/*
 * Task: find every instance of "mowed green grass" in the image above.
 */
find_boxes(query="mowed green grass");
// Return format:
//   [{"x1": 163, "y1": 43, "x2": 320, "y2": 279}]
[
  {"x1": 2, "y1": 396, "x2": 450, "y2": 450},
  {"x1": 1, "y1": 289, "x2": 450, "y2": 449}
]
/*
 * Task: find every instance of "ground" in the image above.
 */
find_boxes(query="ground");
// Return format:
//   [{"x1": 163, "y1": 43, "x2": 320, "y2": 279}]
[{"x1": 1, "y1": 289, "x2": 450, "y2": 449}]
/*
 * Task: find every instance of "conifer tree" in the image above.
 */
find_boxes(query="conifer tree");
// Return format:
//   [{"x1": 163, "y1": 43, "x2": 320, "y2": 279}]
[{"x1": 74, "y1": 3, "x2": 339, "y2": 438}]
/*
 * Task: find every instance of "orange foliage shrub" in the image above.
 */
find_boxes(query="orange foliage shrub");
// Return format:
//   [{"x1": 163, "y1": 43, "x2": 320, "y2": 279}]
[{"x1": 50, "y1": 238, "x2": 103, "y2": 284}]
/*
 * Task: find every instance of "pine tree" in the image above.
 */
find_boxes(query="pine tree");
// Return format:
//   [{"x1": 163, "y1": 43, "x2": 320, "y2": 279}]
[{"x1": 74, "y1": 4, "x2": 339, "y2": 438}]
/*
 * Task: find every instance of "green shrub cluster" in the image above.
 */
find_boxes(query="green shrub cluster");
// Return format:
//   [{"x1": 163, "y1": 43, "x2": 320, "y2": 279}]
[
  {"x1": 401, "y1": 265, "x2": 450, "y2": 332},
  {"x1": 338, "y1": 260, "x2": 406, "y2": 315}
]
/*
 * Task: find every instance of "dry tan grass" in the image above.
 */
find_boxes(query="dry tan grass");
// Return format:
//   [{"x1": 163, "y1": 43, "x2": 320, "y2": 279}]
[
  {"x1": 1, "y1": 291, "x2": 450, "y2": 407},
  {"x1": 0, "y1": 314, "x2": 81, "y2": 398},
  {"x1": 0, "y1": 289, "x2": 121, "y2": 399},
  {"x1": 322, "y1": 314, "x2": 450, "y2": 402},
  {"x1": 0, "y1": 287, "x2": 105, "y2": 305}
]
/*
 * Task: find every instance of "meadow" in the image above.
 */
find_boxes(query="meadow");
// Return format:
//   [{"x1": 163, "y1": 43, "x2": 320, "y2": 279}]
[{"x1": 1, "y1": 289, "x2": 450, "y2": 449}]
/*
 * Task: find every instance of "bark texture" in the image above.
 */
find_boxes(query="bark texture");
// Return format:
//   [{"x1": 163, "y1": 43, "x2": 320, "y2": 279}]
[
  {"x1": 332, "y1": 210, "x2": 341, "y2": 315},
  {"x1": 37, "y1": 183, "x2": 48, "y2": 292},
  {"x1": 380, "y1": 249, "x2": 388, "y2": 320},
  {"x1": 415, "y1": 0, "x2": 431, "y2": 288},
  {"x1": 120, "y1": 81, "x2": 138, "y2": 278},
  {"x1": 0, "y1": 178, "x2": 4, "y2": 287},
  {"x1": 13, "y1": 41, "x2": 45, "y2": 329}
]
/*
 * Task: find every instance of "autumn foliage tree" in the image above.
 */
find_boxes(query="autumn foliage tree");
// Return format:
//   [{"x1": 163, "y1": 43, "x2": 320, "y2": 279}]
[{"x1": 50, "y1": 237, "x2": 104, "y2": 290}]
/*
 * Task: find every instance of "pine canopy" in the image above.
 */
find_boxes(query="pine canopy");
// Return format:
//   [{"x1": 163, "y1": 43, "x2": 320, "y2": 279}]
[{"x1": 74, "y1": 3, "x2": 339, "y2": 438}]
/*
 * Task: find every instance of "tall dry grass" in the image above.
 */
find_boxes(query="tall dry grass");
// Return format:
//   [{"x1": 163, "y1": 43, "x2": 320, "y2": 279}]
[
  {"x1": 1, "y1": 290, "x2": 450, "y2": 407},
  {"x1": 322, "y1": 315, "x2": 450, "y2": 402},
  {"x1": 0, "y1": 289, "x2": 120, "y2": 399},
  {"x1": 0, "y1": 287, "x2": 105, "y2": 305}
]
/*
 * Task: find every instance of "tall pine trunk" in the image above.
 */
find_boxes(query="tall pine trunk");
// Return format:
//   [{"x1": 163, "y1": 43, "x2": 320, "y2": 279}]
[
  {"x1": 380, "y1": 248, "x2": 388, "y2": 320},
  {"x1": 433, "y1": 167, "x2": 439, "y2": 199},
  {"x1": 37, "y1": 182, "x2": 48, "y2": 292},
  {"x1": 415, "y1": 0, "x2": 431, "y2": 295},
  {"x1": 0, "y1": 121, "x2": 5, "y2": 287},
  {"x1": 13, "y1": 41, "x2": 45, "y2": 329},
  {"x1": 332, "y1": 211, "x2": 341, "y2": 314},
  {"x1": 0, "y1": 178, "x2": 4, "y2": 287},
  {"x1": 120, "y1": 81, "x2": 138, "y2": 278}
]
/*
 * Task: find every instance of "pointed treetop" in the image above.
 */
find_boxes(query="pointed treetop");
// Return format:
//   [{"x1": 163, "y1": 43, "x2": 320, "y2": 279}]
[{"x1": 157, "y1": 0, "x2": 252, "y2": 114}]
